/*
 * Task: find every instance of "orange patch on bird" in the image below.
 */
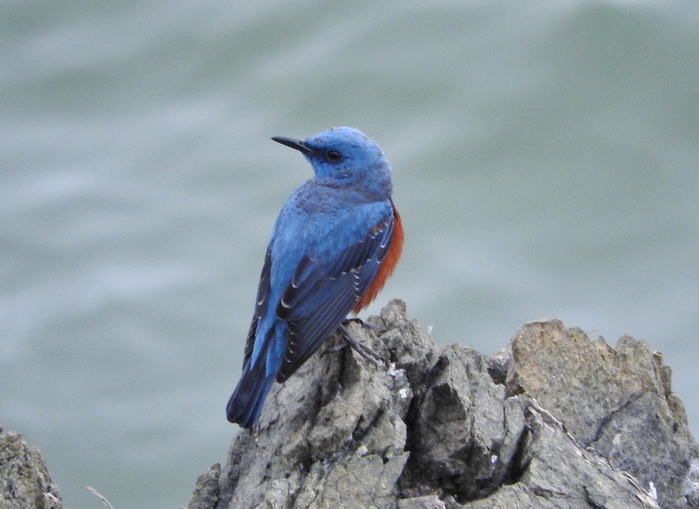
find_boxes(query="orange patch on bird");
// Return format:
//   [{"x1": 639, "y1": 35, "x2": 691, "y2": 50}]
[{"x1": 353, "y1": 200, "x2": 404, "y2": 313}]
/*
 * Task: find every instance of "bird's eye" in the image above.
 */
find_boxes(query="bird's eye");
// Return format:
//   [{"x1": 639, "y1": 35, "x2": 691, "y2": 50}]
[{"x1": 326, "y1": 150, "x2": 342, "y2": 162}]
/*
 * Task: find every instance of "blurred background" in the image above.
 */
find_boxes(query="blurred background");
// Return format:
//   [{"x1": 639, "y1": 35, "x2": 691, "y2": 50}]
[{"x1": 1, "y1": 1, "x2": 698, "y2": 507}]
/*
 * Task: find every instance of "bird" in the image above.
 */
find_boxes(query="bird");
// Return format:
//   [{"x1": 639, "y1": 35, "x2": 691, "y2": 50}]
[{"x1": 226, "y1": 126, "x2": 403, "y2": 428}]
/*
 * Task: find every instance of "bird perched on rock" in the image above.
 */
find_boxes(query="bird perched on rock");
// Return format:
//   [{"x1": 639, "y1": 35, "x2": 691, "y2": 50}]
[{"x1": 226, "y1": 127, "x2": 403, "y2": 427}]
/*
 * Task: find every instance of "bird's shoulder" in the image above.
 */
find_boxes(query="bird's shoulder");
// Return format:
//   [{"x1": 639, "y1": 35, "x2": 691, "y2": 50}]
[
  {"x1": 268, "y1": 181, "x2": 392, "y2": 271},
  {"x1": 285, "y1": 180, "x2": 385, "y2": 210},
  {"x1": 277, "y1": 181, "x2": 391, "y2": 234}
]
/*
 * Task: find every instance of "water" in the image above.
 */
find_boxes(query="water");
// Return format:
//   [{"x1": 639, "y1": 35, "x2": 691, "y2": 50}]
[{"x1": 2, "y1": 1, "x2": 698, "y2": 507}]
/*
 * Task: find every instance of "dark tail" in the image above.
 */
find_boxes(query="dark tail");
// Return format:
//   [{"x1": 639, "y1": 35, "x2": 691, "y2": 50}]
[{"x1": 226, "y1": 358, "x2": 276, "y2": 428}]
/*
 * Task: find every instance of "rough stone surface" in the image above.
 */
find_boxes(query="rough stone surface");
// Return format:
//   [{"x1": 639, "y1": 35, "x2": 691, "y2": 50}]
[
  {"x1": 186, "y1": 463, "x2": 222, "y2": 509},
  {"x1": 0, "y1": 425, "x2": 63, "y2": 509},
  {"x1": 186, "y1": 300, "x2": 698, "y2": 509},
  {"x1": 506, "y1": 320, "x2": 699, "y2": 508}
]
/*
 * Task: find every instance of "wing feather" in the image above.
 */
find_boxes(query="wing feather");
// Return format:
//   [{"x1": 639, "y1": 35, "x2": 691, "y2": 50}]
[
  {"x1": 242, "y1": 248, "x2": 272, "y2": 370},
  {"x1": 275, "y1": 214, "x2": 395, "y2": 382}
]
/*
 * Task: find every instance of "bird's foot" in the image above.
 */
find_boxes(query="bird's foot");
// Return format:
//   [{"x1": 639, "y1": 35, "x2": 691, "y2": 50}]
[
  {"x1": 338, "y1": 324, "x2": 385, "y2": 367},
  {"x1": 342, "y1": 317, "x2": 377, "y2": 330}
]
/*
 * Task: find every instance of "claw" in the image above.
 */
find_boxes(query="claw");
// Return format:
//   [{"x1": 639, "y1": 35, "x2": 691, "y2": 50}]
[
  {"x1": 343, "y1": 317, "x2": 378, "y2": 330},
  {"x1": 338, "y1": 324, "x2": 385, "y2": 367}
]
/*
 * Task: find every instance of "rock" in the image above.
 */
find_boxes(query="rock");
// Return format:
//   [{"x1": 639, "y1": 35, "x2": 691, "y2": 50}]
[
  {"x1": 507, "y1": 320, "x2": 699, "y2": 509},
  {"x1": 188, "y1": 300, "x2": 698, "y2": 509},
  {"x1": 404, "y1": 344, "x2": 526, "y2": 501},
  {"x1": 186, "y1": 463, "x2": 221, "y2": 509},
  {"x1": 0, "y1": 425, "x2": 63, "y2": 509}
]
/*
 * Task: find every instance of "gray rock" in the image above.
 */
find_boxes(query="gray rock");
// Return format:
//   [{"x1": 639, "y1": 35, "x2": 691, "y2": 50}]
[
  {"x1": 506, "y1": 320, "x2": 699, "y2": 508},
  {"x1": 405, "y1": 344, "x2": 526, "y2": 501},
  {"x1": 217, "y1": 315, "x2": 414, "y2": 509},
  {"x1": 0, "y1": 425, "x2": 63, "y2": 509},
  {"x1": 186, "y1": 463, "x2": 221, "y2": 509},
  {"x1": 187, "y1": 300, "x2": 698, "y2": 509},
  {"x1": 453, "y1": 402, "x2": 660, "y2": 509}
]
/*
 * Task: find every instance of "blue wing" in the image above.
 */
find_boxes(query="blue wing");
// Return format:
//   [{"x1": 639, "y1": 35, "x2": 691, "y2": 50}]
[
  {"x1": 241, "y1": 248, "x2": 272, "y2": 371},
  {"x1": 226, "y1": 248, "x2": 276, "y2": 427},
  {"x1": 228, "y1": 190, "x2": 395, "y2": 426},
  {"x1": 274, "y1": 213, "x2": 394, "y2": 382}
]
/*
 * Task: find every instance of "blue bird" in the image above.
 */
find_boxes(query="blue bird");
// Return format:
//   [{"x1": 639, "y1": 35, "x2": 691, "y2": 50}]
[{"x1": 226, "y1": 127, "x2": 403, "y2": 427}]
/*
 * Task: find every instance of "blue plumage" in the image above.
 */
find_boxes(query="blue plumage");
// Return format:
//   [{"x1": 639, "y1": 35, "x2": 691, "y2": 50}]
[{"x1": 226, "y1": 127, "x2": 401, "y2": 427}]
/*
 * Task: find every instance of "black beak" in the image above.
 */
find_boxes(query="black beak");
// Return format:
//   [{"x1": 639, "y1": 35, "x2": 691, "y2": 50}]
[{"x1": 271, "y1": 136, "x2": 313, "y2": 155}]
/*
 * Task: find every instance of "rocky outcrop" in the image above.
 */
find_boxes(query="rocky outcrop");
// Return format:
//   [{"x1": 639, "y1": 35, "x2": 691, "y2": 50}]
[
  {"x1": 4, "y1": 299, "x2": 695, "y2": 508},
  {"x1": 186, "y1": 299, "x2": 699, "y2": 509},
  {"x1": 0, "y1": 425, "x2": 63, "y2": 509}
]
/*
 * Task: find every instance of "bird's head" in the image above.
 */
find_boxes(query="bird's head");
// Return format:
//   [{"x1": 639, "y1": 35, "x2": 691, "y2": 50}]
[{"x1": 272, "y1": 127, "x2": 392, "y2": 196}]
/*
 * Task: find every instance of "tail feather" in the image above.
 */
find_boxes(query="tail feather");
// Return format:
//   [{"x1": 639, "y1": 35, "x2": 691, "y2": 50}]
[
  {"x1": 228, "y1": 320, "x2": 286, "y2": 427},
  {"x1": 226, "y1": 358, "x2": 276, "y2": 427}
]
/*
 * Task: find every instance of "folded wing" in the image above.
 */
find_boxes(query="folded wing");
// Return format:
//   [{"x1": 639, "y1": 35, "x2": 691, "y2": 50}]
[{"x1": 274, "y1": 214, "x2": 395, "y2": 382}]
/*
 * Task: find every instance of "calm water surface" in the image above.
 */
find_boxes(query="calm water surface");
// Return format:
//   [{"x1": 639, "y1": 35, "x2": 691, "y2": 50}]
[{"x1": 1, "y1": 1, "x2": 698, "y2": 507}]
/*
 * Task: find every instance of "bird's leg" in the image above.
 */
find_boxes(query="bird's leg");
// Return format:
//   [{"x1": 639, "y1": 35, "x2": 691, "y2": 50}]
[
  {"x1": 338, "y1": 324, "x2": 384, "y2": 367},
  {"x1": 342, "y1": 317, "x2": 377, "y2": 330}
]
